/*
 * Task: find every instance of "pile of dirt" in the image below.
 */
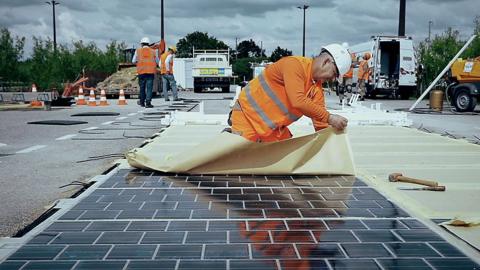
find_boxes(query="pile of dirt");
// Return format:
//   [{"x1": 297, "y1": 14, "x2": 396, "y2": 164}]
[{"x1": 97, "y1": 67, "x2": 139, "y2": 91}]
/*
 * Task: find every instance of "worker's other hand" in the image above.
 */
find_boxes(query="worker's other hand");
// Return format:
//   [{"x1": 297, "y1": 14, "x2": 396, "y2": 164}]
[{"x1": 328, "y1": 114, "x2": 348, "y2": 131}]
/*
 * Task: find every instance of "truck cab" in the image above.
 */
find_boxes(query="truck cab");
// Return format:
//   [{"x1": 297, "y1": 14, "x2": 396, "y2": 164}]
[{"x1": 192, "y1": 49, "x2": 233, "y2": 93}]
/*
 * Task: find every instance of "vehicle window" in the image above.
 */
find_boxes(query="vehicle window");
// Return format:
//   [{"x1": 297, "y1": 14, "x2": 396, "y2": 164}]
[
  {"x1": 206, "y1": 57, "x2": 217, "y2": 61},
  {"x1": 200, "y1": 58, "x2": 205, "y2": 61},
  {"x1": 218, "y1": 58, "x2": 223, "y2": 61},
  {"x1": 403, "y1": 56, "x2": 412, "y2": 61}
]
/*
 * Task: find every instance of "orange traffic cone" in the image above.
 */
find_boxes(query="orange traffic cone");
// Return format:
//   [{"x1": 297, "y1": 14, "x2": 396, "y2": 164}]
[
  {"x1": 88, "y1": 89, "x2": 97, "y2": 106},
  {"x1": 76, "y1": 87, "x2": 87, "y2": 105},
  {"x1": 30, "y1": 84, "x2": 43, "y2": 107},
  {"x1": 99, "y1": 89, "x2": 109, "y2": 106},
  {"x1": 117, "y1": 89, "x2": 127, "y2": 105}
]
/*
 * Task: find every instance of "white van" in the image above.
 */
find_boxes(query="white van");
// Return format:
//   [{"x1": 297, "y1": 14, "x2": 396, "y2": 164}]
[{"x1": 350, "y1": 36, "x2": 417, "y2": 99}]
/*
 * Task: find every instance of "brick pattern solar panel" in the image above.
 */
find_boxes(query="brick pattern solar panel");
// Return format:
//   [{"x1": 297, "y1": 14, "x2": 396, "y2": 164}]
[{"x1": 1, "y1": 169, "x2": 479, "y2": 270}]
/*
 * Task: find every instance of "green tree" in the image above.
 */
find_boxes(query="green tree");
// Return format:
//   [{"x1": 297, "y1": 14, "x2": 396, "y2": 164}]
[
  {"x1": 464, "y1": 16, "x2": 480, "y2": 59},
  {"x1": 418, "y1": 28, "x2": 462, "y2": 84},
  {"x1": 176, "y1": 31, "x2": 229, "y2": 58},
  {"x1": 237, "y1": 39, "x2": 265, "y2": 58},
  {"x1": 0, "y1": 28, "x2": 25, "y2": 82},
  {"x1": 232, "y1": 56, "x2": 268, "y2": 82},
  {"x1": 270, "y1": 46, "x2": 292, "y2": 62}
]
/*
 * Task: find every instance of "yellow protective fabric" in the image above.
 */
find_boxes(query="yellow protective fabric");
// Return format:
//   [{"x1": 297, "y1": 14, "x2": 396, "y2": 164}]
[
  {"x1": 126, "y1": 126, "x2": 356, "y2": 175},
  {"x1": 348, "y1": 126, "x2": 480, "y2": 254}
]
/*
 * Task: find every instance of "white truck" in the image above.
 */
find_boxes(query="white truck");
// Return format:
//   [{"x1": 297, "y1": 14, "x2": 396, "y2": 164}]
[
  {"x1": 192, "y1": 49, "x2": 233, "y2": 93},
  {"x1": 350, "y1": 36, "x2": 417, "y2": 99}
]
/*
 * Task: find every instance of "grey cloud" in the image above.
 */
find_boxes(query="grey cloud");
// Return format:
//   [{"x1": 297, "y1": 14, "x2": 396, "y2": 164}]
[
  {"x1": 1, "y1": 0, "x2": 478, "y2": 57},
  {"x1": 0, "y1": 0, "x2": 98, "y2": 12}
]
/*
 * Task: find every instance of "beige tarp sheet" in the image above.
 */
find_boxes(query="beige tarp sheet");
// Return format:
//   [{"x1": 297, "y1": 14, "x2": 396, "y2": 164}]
[
  {"x1": 348, "y1": 126, "x2": 480, "y2": 254},
  {"x1": 127, "y1": 125, "x2": 355, "y2": 175}
]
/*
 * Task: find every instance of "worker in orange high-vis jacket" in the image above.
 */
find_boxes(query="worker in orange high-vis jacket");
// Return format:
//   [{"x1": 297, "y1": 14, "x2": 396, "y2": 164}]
[
  {"x1": 132, "y1": 37, "x2": 159, "y2": 108},
  {"x1": 160, "y1": 46, "x2": 179, "y2": 101},
  {"x1": 357, "y1": 52, "x2": 371, "y2": 101},
  {"x1": 230, "y1": 43, "x2": 352, "y2": 143}
]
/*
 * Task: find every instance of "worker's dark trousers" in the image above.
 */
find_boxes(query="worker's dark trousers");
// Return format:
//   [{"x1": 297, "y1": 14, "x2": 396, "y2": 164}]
[{"x1": 138, "y1": 73, "x2": 154, "y2": 105}]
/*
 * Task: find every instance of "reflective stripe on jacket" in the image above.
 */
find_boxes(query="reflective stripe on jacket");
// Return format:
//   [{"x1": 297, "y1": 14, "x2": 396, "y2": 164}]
[
  {"x1": 136, "y1": 47, "x2": 157, "y2": 75},
  {"x1": 237, "y1": 56, "x2": 318, "y2": 137}
]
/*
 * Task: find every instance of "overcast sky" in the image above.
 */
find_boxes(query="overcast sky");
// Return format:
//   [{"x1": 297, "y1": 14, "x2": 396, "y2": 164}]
[{"x1": 1, "y1": 0, "x2": 478, "y2": 57}]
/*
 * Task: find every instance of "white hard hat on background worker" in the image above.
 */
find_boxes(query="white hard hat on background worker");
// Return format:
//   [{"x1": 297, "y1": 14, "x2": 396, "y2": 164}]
[
  {"x1": 322, "y1": 43, "x2": 352, "y2": 77},
  {"x1": 140, "y1": 37, "x2": 150, "y2": 44}
]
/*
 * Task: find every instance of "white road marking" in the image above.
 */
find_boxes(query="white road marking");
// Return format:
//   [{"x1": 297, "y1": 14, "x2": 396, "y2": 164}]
[
  {"x1": 16, "y1": 145, "x2": 47, "y2": 154},
  {"x1": 82, "y1": 127, "x2": 99, "y2": 131},
  {"x1": 116, "y1": 117, "x2": 127, "y2": 120},
  {"x1": 55, "y1": 134, "x2": 78, "y2": 141},
  {"x1": 101, "y1": 121, "x2": 114, "y2": 125},
  {"x1": 128, "y1": 113, "x2": 137, "y2": 116},
  {"x1": 0, "y1": 143, "x2": 6, "y2": 147}
]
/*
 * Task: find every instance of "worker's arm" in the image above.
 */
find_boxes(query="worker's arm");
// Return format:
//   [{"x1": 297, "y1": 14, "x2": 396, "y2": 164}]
[
  {"x1": 308, "y1": 86, "x2": 329, "y2": 131},
  {"x1": 165, "y1": 54, "x2": 173, "y2": 74},
  {"x1": 283, "y1": 59, "x2": 330, "y2": 124}
]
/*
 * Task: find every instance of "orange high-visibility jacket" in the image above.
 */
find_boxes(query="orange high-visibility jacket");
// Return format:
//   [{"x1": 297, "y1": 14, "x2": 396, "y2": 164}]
[
  {"x1": 136, "y1": 47, "x2": 157, "y2": 75},
  {"x1": 343, "y1": 66, "x2": 353, "y2": 78},
  {"x1": 237, "y1": 56, "x2": 330, "y2": 137},
  {"x1": 357, "y1": 60, "x2": 369, "y2": 80},
  {"x1": 160, "y1": 52, "x2": 174, "y2": 75}
]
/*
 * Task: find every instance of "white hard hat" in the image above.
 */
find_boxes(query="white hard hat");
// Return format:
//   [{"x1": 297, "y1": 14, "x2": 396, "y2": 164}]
[
  {"x1": 140, "y1": 37, "x2": 150, "y2": 44},
  {"x1": 322, "y1": 43, "x2": 352, "y2": 77}
]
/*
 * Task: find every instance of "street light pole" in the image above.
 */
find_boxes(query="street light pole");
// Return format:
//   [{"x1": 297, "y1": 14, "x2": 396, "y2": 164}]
[
  {"x1": 297, "y1": 5, "x2": 309, "y2": 57},
  {"x1": 161, "y1": 0, "x2": 164, "y2": 40},
  {"x1": 428, "y1": 20, "x2": 433, "y2": 43},
  {"x1": 46, "y1": 0, "x2": 60, "y2": 52}
]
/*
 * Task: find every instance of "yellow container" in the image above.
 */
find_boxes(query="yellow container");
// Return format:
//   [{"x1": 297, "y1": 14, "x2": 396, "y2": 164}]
[{"x1": 429, "y1": 89, "x2": 444, "y2": 111}]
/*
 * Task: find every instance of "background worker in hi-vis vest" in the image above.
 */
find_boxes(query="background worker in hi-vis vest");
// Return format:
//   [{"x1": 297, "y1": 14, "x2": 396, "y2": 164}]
[
  {"x1": 230, "y1": 43, "x2": 352, "y2": 143},
  {"x1": 160, "y1": 46, "x2": 179, "y2": 101},
  {"x1": 132, "y1": 37, "x2": 159, "y2": 108}
]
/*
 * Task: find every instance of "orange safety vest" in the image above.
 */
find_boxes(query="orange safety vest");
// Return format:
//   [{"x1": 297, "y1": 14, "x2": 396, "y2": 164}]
[
  {"x1": 357, "y1": 60, "x2": 369, "y2": 80},
  {"x1": 160, "y1": 52, "x2": 174, "y2": 75},
  {"x1": 237, "y1": 56, "x2": 321, "y2": 137},
  {"x1": 343, "y1": 66, "x2": 353, "y2": 78},
  {"x1": 136, "y1": 47, "x2": 157, "y2": 75}
]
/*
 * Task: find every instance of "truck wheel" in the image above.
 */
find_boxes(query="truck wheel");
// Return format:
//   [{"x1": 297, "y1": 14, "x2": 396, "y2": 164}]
[
  {"x1": 399, "y1": 86, "x2": 415, "y2": 100},
  {"x1": 454, "y1": 89, "x2": 477, "y2": 112},
  {"x1": 193, "y1": 86, "x2": 202, "y2": 93}
]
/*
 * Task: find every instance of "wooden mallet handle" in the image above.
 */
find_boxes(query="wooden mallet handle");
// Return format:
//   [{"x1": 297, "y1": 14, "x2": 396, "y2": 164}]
[{"x1": 389, "y1": 173, "x2": 438, "y2": 187}]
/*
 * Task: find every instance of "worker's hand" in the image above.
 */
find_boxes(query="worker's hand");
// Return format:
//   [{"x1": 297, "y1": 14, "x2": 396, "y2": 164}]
[{"x1": 328, "y1": 114, "x2": 348, "y2": 131}]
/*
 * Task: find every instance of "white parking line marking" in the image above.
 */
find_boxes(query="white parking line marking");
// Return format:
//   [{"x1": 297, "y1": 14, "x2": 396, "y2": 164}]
[
  {"x1": 16, "y1": 145, "x2": 47, "y2": 154},
  {"x1": 128, "y1": 113, "x2": 137, "y2": 116},
  {"x1": 82, "y1": 127, "x2": 99, "y2": 131},
  {"x1": 116, "y1": 117, "x2": 127, "y2": 120},
  {"x1": 0, "y1": 143, "x2": 6, "y2": 147},
  {"x1": 102, "y1": 121, "x2": 114, "y2": 125},
  {"x1": 55, "y1": 134, "x2": 78, "y2": 141}
]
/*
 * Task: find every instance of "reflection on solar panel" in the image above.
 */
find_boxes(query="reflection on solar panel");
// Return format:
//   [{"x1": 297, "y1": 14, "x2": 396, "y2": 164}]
[{"x1": 1, "y1": 170, "x2": 478, "y2": 270}]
